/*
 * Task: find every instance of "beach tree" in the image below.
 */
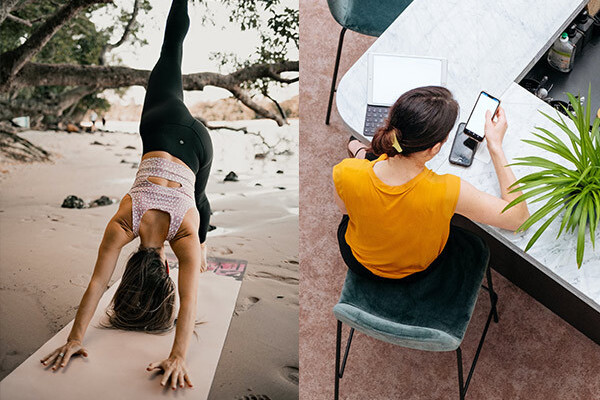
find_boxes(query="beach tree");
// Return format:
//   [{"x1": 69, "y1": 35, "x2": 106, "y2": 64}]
[{"x1": 0, "y1": 0, "x2": 299, "y2": 138}]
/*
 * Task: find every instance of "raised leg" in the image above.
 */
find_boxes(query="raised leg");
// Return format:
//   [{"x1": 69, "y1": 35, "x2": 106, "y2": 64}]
[
  {"x1": 325, "y1": 27, "x2": 347, "y2": 125},
  {"x1": 141, "y1": 0, "x2": 190, "y2": 120}
]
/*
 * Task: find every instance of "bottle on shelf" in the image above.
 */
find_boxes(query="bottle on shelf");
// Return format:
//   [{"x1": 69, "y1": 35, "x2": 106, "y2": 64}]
[
  {"x1": 547, "y1": 32, "x2": 575, "y2": 73},
  {"x1": 567, "y1": 24, "x2": 583, "y2": 57},
  {"x1": 575, "y1": 9, "x2": 594, "y2": 47}
]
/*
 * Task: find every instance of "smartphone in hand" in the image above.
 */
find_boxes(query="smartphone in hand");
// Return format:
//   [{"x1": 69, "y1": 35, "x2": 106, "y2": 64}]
[{"x1": 464, "y1": 91, "x2": 500, "y2": 142}]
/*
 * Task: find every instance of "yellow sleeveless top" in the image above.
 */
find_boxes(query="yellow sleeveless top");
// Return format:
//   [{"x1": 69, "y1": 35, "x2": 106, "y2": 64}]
[{"x1": 333, "y1": 154, "x2": 461, "y2": 279}]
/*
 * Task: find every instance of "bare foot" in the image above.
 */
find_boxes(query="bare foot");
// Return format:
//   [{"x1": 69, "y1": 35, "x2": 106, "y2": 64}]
[{"x1": 348, "y1": 140, "x2": 368, "y2": 159}]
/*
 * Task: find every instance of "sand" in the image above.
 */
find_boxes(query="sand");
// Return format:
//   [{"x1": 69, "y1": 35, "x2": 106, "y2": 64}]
[{"x1": 0, "y1": 119, "x2": 298, "y2": 399}]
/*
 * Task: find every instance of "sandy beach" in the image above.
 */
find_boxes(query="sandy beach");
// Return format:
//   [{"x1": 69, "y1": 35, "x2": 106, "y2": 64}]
[{"x1": 0, "y1": 119, "x2": 298, "y2": 399}]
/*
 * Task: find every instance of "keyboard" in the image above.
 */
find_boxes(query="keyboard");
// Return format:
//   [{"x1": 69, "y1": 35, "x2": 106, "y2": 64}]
[{"x1": 363, "y1": 105, "x2": 390, "y2": 137}]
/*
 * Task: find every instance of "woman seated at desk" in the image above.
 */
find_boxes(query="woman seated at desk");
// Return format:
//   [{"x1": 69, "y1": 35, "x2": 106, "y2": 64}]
[{"x1": 333, "y1": 86, "x2": 530, "y2": 280}]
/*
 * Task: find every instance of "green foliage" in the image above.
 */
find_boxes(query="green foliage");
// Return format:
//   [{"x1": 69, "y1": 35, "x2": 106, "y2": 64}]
[
  {"x1": 503, "y1": 86, "x2": 600, "y2": 267},
  {"x1": 1, "y1": 1, "x2": 108, "y2": 64},
  {"x1": 199, "y1": 0, "x2": 298, "y2": 94},
  {"x1": 1, "y1": 0, "x2": 150, "y2": 123}
]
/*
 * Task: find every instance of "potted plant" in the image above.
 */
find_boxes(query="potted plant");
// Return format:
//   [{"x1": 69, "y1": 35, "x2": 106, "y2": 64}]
[{"x1": 503, "y1": 86, "x2": 600, "y2": 267}]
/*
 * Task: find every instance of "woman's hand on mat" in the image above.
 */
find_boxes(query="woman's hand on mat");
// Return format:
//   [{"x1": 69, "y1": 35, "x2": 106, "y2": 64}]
[
  {"x1": 147, "y1": 355, "x2": 193, "y2": 390},
  {"x1": 40, "y1": 339, "x2": 88, "y2": 371},
  {"x1": 484, "y1": 106, "x2": 508, "y2": 154}
]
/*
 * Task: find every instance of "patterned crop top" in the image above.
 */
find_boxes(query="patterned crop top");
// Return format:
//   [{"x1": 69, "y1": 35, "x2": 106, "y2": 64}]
[{"x1": 128, "y1": 157, "x2": 196, "y2": 241}]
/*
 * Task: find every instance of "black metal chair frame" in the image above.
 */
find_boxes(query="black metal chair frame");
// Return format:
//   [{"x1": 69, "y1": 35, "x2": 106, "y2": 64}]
[
  {"x1": 334, "y1": 264, "x2": 499, "y2": 400},
  {"x1": 325, "y1": 27, "x2": 348, "y2": 125}
]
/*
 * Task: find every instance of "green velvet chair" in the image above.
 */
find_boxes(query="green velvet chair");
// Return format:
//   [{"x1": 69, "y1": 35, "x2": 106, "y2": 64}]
[
  {"x1": 325, "y1": 0, "x2": 415, "y2": 124},
  {"x1": 333, "y1": 225, "x2": 499, "y2": 400}
]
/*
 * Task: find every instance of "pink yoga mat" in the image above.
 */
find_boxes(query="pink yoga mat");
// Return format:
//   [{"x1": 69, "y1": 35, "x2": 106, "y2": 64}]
[{"x1": 0, "y1": 256, "x2": 247, "y2": 400}]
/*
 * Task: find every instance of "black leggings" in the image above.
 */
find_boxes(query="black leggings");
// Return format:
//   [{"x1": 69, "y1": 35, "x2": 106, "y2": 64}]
[
  {"x1": 139, "y1": 0, "x2": 213, "y2": 243},
  {"x1": 337, "y1": 215, "x2": 444, "y2": 282}
]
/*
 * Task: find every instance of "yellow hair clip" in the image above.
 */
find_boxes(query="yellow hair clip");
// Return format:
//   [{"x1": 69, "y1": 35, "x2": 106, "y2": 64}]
[{"x1": 391, "y1": 132, "x2": 403, "y2": 153}]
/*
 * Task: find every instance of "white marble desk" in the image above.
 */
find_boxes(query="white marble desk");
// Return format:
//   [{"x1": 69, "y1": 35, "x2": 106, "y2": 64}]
[{"x1": 335, "y1": 0, "x2": 599, "y2": 319}]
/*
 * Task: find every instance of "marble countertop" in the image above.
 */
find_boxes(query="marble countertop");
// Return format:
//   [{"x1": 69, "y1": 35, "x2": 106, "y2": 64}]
[{"x1": 335, "y1": 0, "x2": 599, "y2": 309}]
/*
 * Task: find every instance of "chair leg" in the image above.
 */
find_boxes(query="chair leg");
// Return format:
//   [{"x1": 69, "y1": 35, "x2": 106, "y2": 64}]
[
  {"x1": 334, "y1": 320, "x2": 342, "y2": 400},
  {"x1": 325, "y1": 27, "x2": 347, "y2": 125},
  {"x1": 456, "y1": 347, "x2": 465, "y2": 400},
  {"x1": 486, "y1": 265, "x2": 499, "y2": 323},
  {"x1": 334, "y1": 320, "x2": 355, "y2": 400},
  {"x1": 457, "y1": 291, "x2": 497, "y2": 398}
]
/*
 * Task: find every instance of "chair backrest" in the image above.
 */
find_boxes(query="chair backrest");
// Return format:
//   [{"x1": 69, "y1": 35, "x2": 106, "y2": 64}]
[{"x1": 327, "y1": 0, "x2": 414, "y2": 37}]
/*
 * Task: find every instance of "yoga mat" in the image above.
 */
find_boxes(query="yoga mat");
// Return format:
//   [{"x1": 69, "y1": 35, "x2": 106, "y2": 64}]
[{"x1": 0, "y1": 255, "x2": 247, "y2": 400}]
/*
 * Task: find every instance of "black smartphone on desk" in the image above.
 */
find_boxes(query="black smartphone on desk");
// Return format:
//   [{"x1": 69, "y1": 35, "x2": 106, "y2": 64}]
[
  {"x1": 464, "y1": 91, "x2": 500, "y2": 141},
  {"x1": 449, "y1": 122, "x2": 478, "y2": 167}
]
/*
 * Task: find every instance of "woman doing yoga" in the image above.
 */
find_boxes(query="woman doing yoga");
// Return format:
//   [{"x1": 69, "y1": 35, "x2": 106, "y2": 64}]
[
  {"x1": 334, "y1": 86, "x2": 530, "y2": 281},
  {"x1": 40, "y1": 0, "x2": 211, "y2": 390}
]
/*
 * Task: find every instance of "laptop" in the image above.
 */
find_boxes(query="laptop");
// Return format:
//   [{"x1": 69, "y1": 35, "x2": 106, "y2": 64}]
[{"x1": 364, "y1": 53, "x2": 448, "y2": 137}]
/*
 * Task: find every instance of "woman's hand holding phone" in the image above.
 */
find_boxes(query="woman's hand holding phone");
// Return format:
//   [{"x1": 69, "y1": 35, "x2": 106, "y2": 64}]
[{"x1": 484, "y1": 106, "x2": 508, "y2": 155}]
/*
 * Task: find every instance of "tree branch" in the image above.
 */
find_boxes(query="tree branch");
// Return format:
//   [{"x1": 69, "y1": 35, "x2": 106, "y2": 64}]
[
  {"x1": 4, "y1": 60, "x2": 298, "y2": 126},
  {"x1": 0, "y1": 0, "x2": 112, "y2": 91},
  {"x1": 6, "y1": 12, "x2": 32, "y2": 26},
  {"x1": 267, "y1": 70, "x2": 299, "y2": 84},
  {"x1": 0, "y1": 0, "x2": 22, "y2": 25},
  {"x1": 197, "y1": 117, "x2": 284, "y2": 153},
  {"x1": 227, "y1": 85, "x2": 286, "y2": 126},
  {"x1": 263, "y1": 91, "x2": 287, "y2": 123},
  {"x1": 99, "y1": 0, "x2": 141, "y2": 64},
  {"x1": 9, "y1": 60, "x2": 299, "y2": 92}
]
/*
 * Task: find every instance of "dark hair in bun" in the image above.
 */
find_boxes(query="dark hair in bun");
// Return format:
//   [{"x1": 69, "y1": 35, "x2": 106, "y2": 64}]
[{"x1": 369, "y1": 86, "x2": 459, "y2": 157}]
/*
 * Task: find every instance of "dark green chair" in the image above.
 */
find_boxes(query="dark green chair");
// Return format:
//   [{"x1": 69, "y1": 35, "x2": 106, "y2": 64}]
[
  {"x1": 325, "y1": 0, "x2": 415, "y2": 124},
  {"x1": 333, "y1": 226, "x2": 499, "y2": 399}
]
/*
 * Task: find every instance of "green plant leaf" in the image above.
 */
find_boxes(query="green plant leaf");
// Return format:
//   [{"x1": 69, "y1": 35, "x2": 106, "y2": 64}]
[
  {"x1": 524, "y1": 202, "x2": 568, "y2": 251},
  {"x1": 558, "y1": 197, "x2": 579, "y2": 238},
  {"x1": 566, "y1": 92, "x2": 584, "y2": 133},
  {"x1": 510, "y1": 177, "x2": 575, "y2": 194},
  {"x1": 527, "y1": 187, "x2": 577, "y2": 205},
  {"x1": 585, "y1": 84, "x2": 591, "y2": 139},
  {"x1": 530, "y1": 128, "x2": 581, "y2": 166},
  {"x1": 587, "y1": 196, "x2": 596, "y2": 249},
  {"x1": 574, "y1": 165, "x2": 593, "y2": 187},
  {"x1": 503, "y1": 186, "x2": 555, "y2": 212},
  {"x1": 516, "y1": 196, "x2": 565, "y2": 232},
  {"x1": 511, "y1": 88, "x2": 598, "y2": 267},
  {"x1": 521, "y1": 139, "x2": 579, "y2": 167},
  {"x1": 540, "y1": 111, "x2": 582, "y2": 159},
  {"x1": 576, "y1": 198, "x2": 588, "y2": 267},
  {"x1": 509, "y1": 157, "x2": 578, "y2": 178}
]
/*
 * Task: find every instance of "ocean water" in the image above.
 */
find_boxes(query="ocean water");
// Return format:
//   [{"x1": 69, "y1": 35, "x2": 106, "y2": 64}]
[{"x1": 104, "y1": 118, "x2": 299, "y2": 184}]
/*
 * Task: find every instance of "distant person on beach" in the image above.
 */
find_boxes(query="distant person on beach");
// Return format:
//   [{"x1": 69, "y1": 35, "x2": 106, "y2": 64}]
[
  {"x1": 90, "y1": 111, "x2": 97, "y2": 127},
  {"x1": 102, "y1": 116, "x2": 106, "y2": 127},
  {"x1": 40, "y1": 0, "x2": 212, "y2": 391}
]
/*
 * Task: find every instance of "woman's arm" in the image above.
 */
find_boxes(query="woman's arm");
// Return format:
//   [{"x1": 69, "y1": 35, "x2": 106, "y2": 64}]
[
  {"x1": 146, "y1": 220, "x2": 201, "y2": 390},
  {"x1": 169, "y1": 234, "x2": 201, "y2": 360},
  {"x1": 41, "y1": 207, "x2": 134, "y2": 370},
  {"x1": 455, "y1": 107, "x2": 530, "y2": 231}
]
